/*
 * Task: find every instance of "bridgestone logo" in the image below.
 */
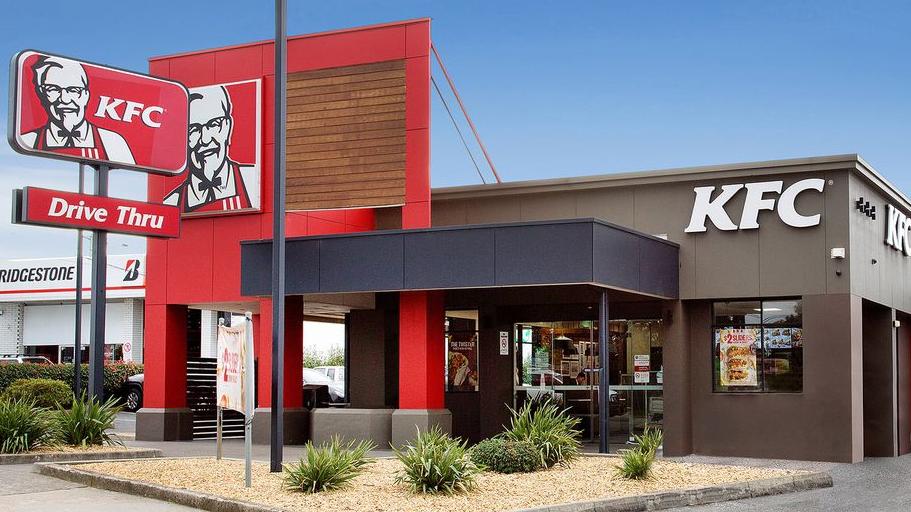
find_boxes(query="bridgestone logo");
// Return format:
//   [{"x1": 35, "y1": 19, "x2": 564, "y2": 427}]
[{"x1": 0, "y1": 266, "x2": 75, "y2": 283}]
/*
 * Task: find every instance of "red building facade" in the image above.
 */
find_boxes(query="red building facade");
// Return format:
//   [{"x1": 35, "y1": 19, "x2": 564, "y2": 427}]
[{"x1": 137, "y1": 19, "x2": 443, "y2": 441}]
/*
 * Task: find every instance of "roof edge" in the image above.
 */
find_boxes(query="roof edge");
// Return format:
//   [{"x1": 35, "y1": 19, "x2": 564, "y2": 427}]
[
  {"x1": 432, "y1": 154, "x2": 910, "y2": 210},
  {"x1": 149, "y1": 17, "x2": 431, "y2": 62}
]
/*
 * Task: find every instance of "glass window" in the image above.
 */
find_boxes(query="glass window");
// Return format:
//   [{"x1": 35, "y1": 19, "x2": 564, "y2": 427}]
[
  {"x1": 712, "y1": 299, "x2": 802, "y2": 393},
  {"x1": 445, "y1": 310, "x2": 479, "y2": 392}
]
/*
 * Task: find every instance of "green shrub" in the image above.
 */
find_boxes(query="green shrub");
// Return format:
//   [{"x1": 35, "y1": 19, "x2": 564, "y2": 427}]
[
  {"x1": 393, "y1": 427, "x2": 481, "y2": 494},
  {"x1": 615, "y1": 428, "x2": 663, "y2": 480},
  {"x1": 283, "y1": 436, "x2": 376, "y2": 493},
  {"x1": 0, "y1": 362, "x2": 143, "y2": 399},
  {"x1": 470, "y1": 437, "x2": 540, "y2": 474},
  {"x1": 53, "y1": 394, "x2": 122, "y2": 447},
  {"x1": 0, "y1": 398, "x2": 53, "y2": 454},
  {"x1": 502, "y1": 401, "x2": 581, "y2": 468},
  {"x1": 2, "y1": 379, "x2": 73, "y2": 409}
]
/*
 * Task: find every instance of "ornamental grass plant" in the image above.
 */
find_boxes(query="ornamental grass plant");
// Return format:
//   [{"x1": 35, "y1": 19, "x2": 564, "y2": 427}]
[
  {"x1": 615, "y1": 427, "x2": 664, "y2": 480},
  {"x1": 393, "y1": 426, "x2": 481, "y2": 494},
  {"x1": 53, "y1": 394, "x2": 122, "y2": 447},
  {"x1": 0, "y1": 398, "x2": 53, "y2": 454},
  {"x1": 502, "y1": 400, "x2": 581, "y2": 468},
  {"x1": 283, "y1": 436, "x2": 376, "y2": 493}
]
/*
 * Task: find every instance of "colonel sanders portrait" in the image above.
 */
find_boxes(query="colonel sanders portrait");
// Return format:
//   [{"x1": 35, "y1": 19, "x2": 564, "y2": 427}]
[
  {"x1": 20, "y1": 55, "x2": 134, "y2": 164},
  {"x1": 163, "y1": 85, "x2": 256, "y2": 213}
]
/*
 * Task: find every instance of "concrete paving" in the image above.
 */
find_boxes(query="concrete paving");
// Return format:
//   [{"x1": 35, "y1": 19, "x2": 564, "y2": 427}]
[
  {"x1": 0, "y1": 464, "x2": 195, "y2": 512},
  {"x1": 663, "y1": 454, "x2": 911, "y2": 512},
  {"x1": 3, "y1": 413, "x2": 910, "y2": 511}
]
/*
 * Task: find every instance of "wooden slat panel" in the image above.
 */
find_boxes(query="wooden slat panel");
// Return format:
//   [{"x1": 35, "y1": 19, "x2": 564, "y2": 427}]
[
  {"x1": 287, "y1": 60, "x2": 404, "y2": 81},
  {"x1": 287, "y1": 69, "x2": 405, "y2": 91},
  {"x1": 287, "y1": 161, "x2": 405, "y2": 178},
  {"x1": 287, "y1": 85, "x2": 405, "y2": 106},
  {"x1": 287, "y1": 135, "x2": 404, "y2": 153},
  {"x1": 287, "y1": 110, "x2": 405, "y2": 130},
  {"x1": 287, "y1": 94, "x2": 405, "y2": 114},
  {"x1": 288, "y1": 197, "x2": 404, "y2": 210},
  {"x1": 286, "y1": 60, "x2": 406, "y2": 211},
  {"x1": 287, "y1": 102, "x2": 404, "y2": 122},
  {"x1": 287, "y1": 78, "x2": 406, "y2": 99},
  {"x1": 287, "y1": 144, "x2": 405, "y2": 163},
  {"x1": 287, "y1": 169, "x2": 404, "y2": 186},
  {"x1": 286, "y1": 119, "x2": 405, "y2": 139}
]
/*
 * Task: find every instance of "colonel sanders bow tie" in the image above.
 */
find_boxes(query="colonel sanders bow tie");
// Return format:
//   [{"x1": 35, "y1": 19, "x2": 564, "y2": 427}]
[
  {"x1": 57, "y1": 128, "x2": 81, "y2": 148},
  {"x1": 197, "y1": 173, "x2": 223, "y2": 203}
]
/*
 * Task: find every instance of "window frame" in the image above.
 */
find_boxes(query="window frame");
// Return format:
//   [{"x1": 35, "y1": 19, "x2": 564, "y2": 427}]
[{"x1": 711, "y1": 298, "x2": 803, "y2": 394}]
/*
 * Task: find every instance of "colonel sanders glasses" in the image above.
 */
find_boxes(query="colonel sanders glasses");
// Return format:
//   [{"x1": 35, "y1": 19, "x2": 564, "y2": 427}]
[
  {"x1": 188, "y1": 116, "x2": 230, "y2": 147},
  {"x1": 40, "y1": 84, "x2": 87, "y2": 102}
]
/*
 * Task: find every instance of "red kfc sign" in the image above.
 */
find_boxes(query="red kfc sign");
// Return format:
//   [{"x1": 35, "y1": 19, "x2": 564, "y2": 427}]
[
  {"x1": 14, "y1": 187, "x2": 180, "y2": 238},
  {"x1": 8, "y1": 50, "x2": 189, "y2": 175},
  {"x1": 162, "y1": 79, "x2": 262, "y2": 216}
]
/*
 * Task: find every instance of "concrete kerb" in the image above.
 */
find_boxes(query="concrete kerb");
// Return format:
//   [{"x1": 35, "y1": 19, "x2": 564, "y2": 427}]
[
  {"x1": 514, "y1": 472, "x2": 834, "y2": 512},
  {"x1": 35, "y1": 458, "x2": 833, "y2": 512},
  {"x1": 0, "y1": 448, "x2": 161, "y2": 465},
  {"x1": 37, "y1": 460, "x2": 281, "y2": 512}
]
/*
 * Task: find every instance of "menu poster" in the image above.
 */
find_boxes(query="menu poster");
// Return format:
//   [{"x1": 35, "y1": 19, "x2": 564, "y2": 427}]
[
  {"x1": 448, "y1": 333, "x2": 479, "y2": 392},
  {"x1": 216, "y1": 324, "x2": 247, "y2": 413},
  {"x1": 718, "y1": 328, "x2": 758, "y2": 387}
]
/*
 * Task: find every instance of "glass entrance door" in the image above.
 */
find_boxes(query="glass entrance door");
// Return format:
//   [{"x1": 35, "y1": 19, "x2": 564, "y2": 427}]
[
  {"x1": 608, "y1": 320, "x2": 664, "y2": 448},
  {"x1": 514, "y1": 321, "x2": 600, "y2": 441},
  {"x1": 513, "y1": 318, "x2": 664, "y2": 450}
]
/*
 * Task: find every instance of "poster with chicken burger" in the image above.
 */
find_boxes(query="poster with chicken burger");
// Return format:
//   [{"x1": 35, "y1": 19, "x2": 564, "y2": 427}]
[
  {"x1": 718, "y1": 328, "x2": 758, "y2": 387},
  {"x1": 447, "y1": 333, "x2": 479, "y2": 392}
]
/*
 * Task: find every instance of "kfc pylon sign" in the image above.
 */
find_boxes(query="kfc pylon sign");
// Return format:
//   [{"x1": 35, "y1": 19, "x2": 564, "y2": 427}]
[
  {"x1": 14, "y1": 187, "x2": 180, "y2": 238},
  {"x1": 8, "y1": 50, "x2": 189, "y2": 175}
]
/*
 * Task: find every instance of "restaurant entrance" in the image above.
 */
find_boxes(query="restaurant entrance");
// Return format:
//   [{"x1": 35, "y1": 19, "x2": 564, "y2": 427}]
[{"x1": 513, "y1": 319, "x2": 664, "y2": 451}]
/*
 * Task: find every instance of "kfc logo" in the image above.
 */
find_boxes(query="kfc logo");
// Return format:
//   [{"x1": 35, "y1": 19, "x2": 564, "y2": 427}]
[
  {"x1": 163, "y1": 79, "x2": 262, "y2": 216},
  {"x1": 9, "y1": 50, "x2": 189, "y2": 175}
]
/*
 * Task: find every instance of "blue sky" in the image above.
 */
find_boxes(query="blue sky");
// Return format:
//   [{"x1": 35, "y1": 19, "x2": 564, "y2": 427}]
[{"x1": 0, "y1": 1, "x2": 909, "y2": 257}]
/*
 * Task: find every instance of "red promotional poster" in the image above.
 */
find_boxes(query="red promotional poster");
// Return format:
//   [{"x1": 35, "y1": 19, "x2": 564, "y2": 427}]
[
  {"x1": 162, "y1": 79, "x2": 262, "y2": 216},
  {"x1": 8, "y1": 50, "x2": 189, "y2": 175},
  {"x1": 16, "y1": 187, "x2": 180, "y2": 238}
]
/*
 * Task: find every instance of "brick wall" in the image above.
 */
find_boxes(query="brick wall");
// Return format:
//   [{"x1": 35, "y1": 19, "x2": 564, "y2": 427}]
[{"x1": 0, "y1": 303, "x2": 24, "y2": 355}]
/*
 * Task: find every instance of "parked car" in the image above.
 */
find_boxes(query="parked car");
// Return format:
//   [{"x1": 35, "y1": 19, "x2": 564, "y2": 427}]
[
  {"x1": 0, "y1": 355, "x2": 53, "y2": 365},
  {"x1": 313, "y1": 365, "x2": 345, "y2": 383},
  {"x1": 303, "y1": 367, "x2": 345, "y2": 403},
  {"x1": 122, "y1": 373, "x2": 144, "y2": 412}
]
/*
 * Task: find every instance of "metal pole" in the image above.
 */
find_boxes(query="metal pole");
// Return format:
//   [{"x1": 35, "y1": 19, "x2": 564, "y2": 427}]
[
  {"x1": 245, "y1": 312, "x2": 255, "y2": 487},
  {"x1": 216, "y1": 406, "x2": 223, "y2": 460},
  {"x1": 598, "y1": 290, "x2": 609, "y2": 454},
  {"x1": 270, "y1": 0, "x2": 287, "y2": 473},
  {"x1": 74, "y1": 163, "x2": 85, "y2": 398},
  {"x1": 88, "y1": 165, "x2": 109, "y2": 401}
]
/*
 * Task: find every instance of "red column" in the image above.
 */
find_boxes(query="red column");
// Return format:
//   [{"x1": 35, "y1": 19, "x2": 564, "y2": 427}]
[
  {"x1": 255, "y1": 296, "x2": 304, "y2": 408},
  {"x1": 399, "y1": 290, "x2": 445, "y2": 409},
  {"x1": 143, "y1": 304, "x2": 187, "y2": 408}
]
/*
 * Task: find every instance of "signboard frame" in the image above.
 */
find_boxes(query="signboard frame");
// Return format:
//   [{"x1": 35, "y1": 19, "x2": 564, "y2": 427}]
[{"x1": 8, "y1": 48, "x2": 190, "y2": 176}]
